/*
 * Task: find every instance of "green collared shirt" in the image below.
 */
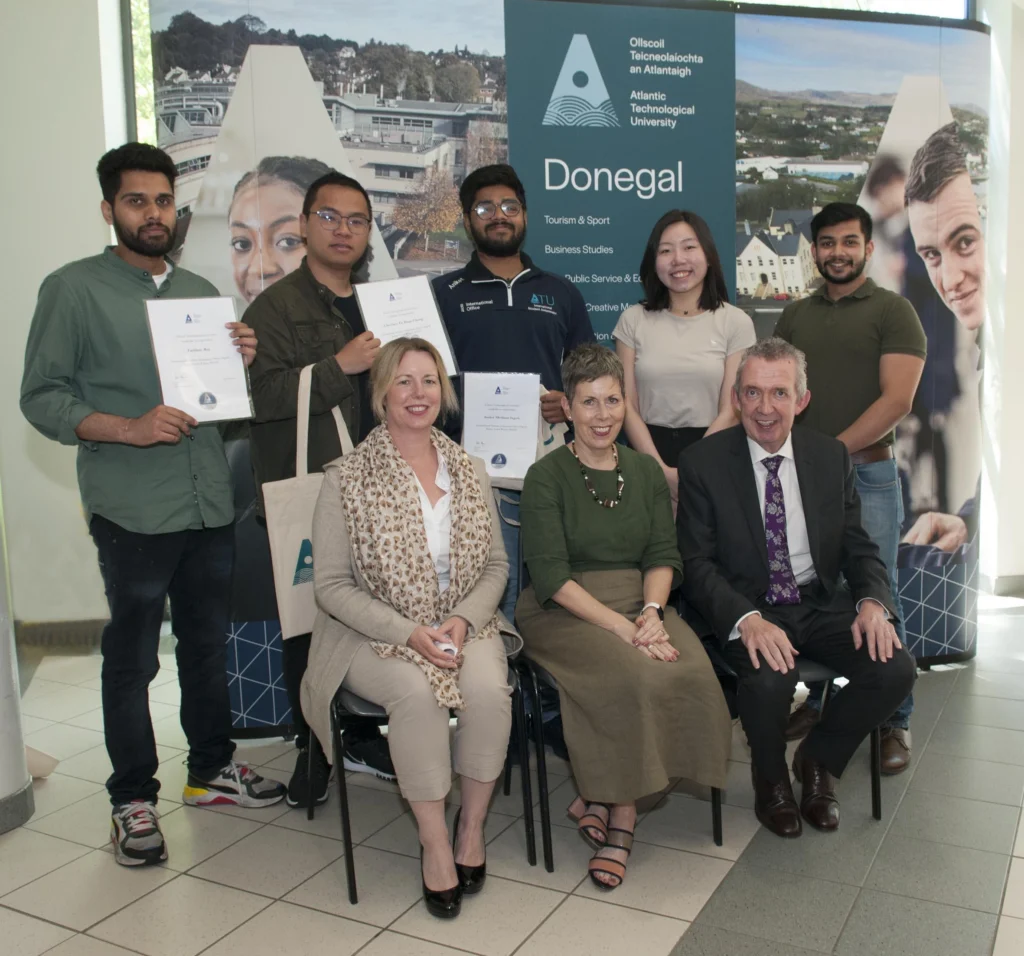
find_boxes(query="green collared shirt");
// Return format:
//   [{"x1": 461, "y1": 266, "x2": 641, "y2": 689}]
[
  {"x1": 774, "y1": 278, "x2": 927, "y2": 446},
  {"x1": 21, "y1": 247, "x2": 235, "y2": 534}
]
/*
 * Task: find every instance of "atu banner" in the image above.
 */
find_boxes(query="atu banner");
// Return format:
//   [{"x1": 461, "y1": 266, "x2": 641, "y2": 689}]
[{"x1": 506, "y1": 0, "x2": 736, "y2": 343}]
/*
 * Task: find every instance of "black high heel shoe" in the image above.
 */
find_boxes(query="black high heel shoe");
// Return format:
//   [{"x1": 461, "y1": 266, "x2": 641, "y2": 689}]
[
  {"x1": 420, "y1": 845, "x2": 462, "y2": 919},
  {"x1": 452, "y1": 806, "x2": 487, "y2": 895}
]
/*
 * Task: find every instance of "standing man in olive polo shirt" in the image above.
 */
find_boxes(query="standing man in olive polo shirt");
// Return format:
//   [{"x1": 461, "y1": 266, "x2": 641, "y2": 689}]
[
  {"x1": 774, "y1": 202, "x2": 926, "y2": 774},
  {"x1": 21, "y1": 143, "x2": 286, "y2": 868}
]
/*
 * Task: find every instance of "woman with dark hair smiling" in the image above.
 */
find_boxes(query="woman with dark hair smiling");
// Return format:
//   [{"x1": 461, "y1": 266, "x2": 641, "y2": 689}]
[{"x1": 614, "y1": 210, "x2": 755, "y2": 504}]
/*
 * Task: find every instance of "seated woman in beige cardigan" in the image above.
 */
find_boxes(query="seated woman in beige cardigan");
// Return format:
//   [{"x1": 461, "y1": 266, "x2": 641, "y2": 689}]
[{"x1": 301, "y1": 337, "x2": 520, "y2": 921}]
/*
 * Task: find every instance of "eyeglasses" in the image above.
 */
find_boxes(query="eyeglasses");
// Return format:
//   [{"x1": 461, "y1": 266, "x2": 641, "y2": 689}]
[
  {"x1": 473, "y1": 199, "x2": 522, "y2": 220},
  {"x1": 314, "y1": 209, "x2": 371, "y2": 234}
]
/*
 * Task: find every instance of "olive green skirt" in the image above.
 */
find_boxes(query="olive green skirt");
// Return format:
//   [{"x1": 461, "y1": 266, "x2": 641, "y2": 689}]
[{"x1": 516, "y1": 569, "x2": 731, "y2": 803}]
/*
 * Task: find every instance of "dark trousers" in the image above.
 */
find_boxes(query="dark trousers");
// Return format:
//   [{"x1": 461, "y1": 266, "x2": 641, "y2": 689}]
[
  {"x1": 90, "y1": 515, "x2": 236, "y2": 805},
  {"x1": 724, "y1": 590, "x2": 916, "y2": 782},
  {"x1": 647, "y1": 424, "x2": 706, "y2": 467}
]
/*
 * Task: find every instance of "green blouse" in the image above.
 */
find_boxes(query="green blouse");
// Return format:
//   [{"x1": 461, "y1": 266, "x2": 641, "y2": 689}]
[{"x1": 520, "y1": 444, "x2": 683, "y2": 607}]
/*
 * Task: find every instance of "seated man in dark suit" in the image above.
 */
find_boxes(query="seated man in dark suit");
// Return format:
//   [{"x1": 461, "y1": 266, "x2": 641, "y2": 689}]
[{"x1": 676, "y1": 337, "x2": 916, "y2": 837}]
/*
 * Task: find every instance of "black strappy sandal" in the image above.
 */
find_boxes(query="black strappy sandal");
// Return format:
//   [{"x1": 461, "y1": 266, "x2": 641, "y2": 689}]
[
  {"x1": 587, "y1": 826, "x2": 634, "y2": 890},
  {"x1": 567, "y1": 798, "x2": 611, "y2": 850}
]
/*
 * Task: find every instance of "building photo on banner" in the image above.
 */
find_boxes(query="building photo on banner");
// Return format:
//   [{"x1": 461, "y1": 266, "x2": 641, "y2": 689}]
[{"x1": 145, "y1": 0, "x2": 985, "y2": 728}]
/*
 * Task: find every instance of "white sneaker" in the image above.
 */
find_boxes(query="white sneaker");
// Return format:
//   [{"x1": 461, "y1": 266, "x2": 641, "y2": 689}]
[
  {"x1": 182, "y1": 760, "x2": 286, "y2": 808},
  {"x1": 111, "y1": 801, "x2": 167, "y2": 866}
]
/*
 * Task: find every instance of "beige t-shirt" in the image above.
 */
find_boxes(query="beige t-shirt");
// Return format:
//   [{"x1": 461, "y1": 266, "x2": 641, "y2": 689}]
[{"x1": 613, "y1": 302, "x2": 756, "y2": 428}]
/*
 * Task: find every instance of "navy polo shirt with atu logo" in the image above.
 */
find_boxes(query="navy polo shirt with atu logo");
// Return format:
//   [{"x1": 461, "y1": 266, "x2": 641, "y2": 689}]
[{"x1": 432, "y1": 252, "x2": 596, "y2": 393}]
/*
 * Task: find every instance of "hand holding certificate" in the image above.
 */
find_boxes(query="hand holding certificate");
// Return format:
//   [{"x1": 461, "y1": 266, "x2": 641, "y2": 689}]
[
  {"x1": 354, "y1": 276, "x2": 458, "y2": 377},
  {"x1": 146, "y1": 297, "x2": 254, "y2": 423}
]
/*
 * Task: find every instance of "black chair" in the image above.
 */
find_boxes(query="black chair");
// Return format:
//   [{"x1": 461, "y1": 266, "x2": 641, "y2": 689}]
[
  {"x1": 308, "y1": 664, "x2": 533, "y2": 904},
  {"x1": 795, "y1": 660, "x2": 883, "y2": 821}
]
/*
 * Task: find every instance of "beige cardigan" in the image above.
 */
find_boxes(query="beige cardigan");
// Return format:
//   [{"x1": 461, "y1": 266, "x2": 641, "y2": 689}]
[{"x1": 301, "y1": 454, "x2": 522, "y2": 757}]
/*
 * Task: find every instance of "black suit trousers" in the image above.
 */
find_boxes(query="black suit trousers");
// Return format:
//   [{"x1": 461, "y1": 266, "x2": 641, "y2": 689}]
[{"x1": 725, "y1": 591, "x2": 916, "y2": 781}]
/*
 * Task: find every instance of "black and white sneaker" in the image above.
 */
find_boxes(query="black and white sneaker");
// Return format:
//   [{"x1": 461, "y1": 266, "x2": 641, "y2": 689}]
[
  {"x1": 342, "y1": 734, "x2": 397, "y2": 782},
  {"x1": 182, "y1": 760, "x2": 286, "y2": 808},
  {"x1": 286, "y1": 742, "x2": 331, "y2": 809},
  {"x1": 111, "y1": 801, "x2": 167, "y2": 866}
]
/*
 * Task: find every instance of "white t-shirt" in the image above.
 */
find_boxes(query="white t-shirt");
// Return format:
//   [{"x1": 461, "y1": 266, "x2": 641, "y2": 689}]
[
  {"x1": 152, "y1": 262, "x2": 173, "y2": 289},
  {"x1": 613, "y1": 302, "x2": 755, "y2": 429}
]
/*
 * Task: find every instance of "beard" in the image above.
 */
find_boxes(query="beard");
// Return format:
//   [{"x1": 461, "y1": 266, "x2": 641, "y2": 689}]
[
  {"x1": 113, "y1": 215, "x2": 176, "y2": 258},
  {"x1": 818, "y1": 254, "x2": 867, "y2": 285},
  {"x1": 471, "y1": 219, "x2": 526, "y2": 258}
]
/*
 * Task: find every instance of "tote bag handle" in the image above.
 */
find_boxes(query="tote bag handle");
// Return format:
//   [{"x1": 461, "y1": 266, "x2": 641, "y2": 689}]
[{"x1": 295, "y1": 364, "x2": 354, "y2": 478}]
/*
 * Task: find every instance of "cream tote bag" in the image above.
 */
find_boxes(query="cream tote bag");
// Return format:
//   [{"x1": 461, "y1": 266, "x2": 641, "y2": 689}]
[{"x1": 263, "y1": 364, "x2": 354, "y2": 639}]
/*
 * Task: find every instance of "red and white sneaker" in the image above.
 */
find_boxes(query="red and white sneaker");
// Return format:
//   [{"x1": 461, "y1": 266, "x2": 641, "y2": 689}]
[
  {"x1": 111, "y1": 800, "x2": 167, "y2": 866},
  {"x1": 182, "y1": 761, "x2": 286, "y2": 808}
]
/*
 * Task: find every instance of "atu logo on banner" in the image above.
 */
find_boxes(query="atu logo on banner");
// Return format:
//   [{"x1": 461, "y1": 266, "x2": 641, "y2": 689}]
[{"x1": 543, "y1": 34, "x2": 619, "y2": 127}]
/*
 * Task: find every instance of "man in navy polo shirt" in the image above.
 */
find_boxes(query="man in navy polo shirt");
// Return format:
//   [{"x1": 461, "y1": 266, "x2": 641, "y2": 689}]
[{"x1": 433, "y1": 163, "x2": 595, "y2": 619}]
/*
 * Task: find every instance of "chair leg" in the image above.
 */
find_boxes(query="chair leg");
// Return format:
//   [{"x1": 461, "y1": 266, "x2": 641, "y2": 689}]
[
  {"x1": 820, "y1": 680, "x2": 832, "y2": 714},
  {"x1": 306, "y1": 736, "x2": 316, "y2": 821},
  {"x1": 513, "y1": 669, "x2": 537, "y2": 867},
  {"x1": 503, "y1": 708, "x2": 515, "y2": 798},
  {"x1": 711, "y1": 787, "x2": 723, "y2": 847},
  {"x1": 527, "y1": 663, "x2": 554, "y2": 873},
  {"x1": 332, "y1": 708, "x2": 358, "y2": 904},
  {"x1": 870, "y1": 726, "x2": 882, "y2": 821}
]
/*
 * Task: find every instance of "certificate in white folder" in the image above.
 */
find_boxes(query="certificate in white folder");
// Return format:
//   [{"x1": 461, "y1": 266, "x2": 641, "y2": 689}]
[{"x1": 462, "y1": 372, "x2": 541, "y2": 480}]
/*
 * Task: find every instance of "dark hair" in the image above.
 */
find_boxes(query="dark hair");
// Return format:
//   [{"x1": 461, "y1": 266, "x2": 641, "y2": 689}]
[
  {"x1": 905, "y1": 122, "x2": 969, "y2": 207},
  {"x1": 561, "y1": 344, "x2": 624, "y2": 405},
  {"x1": 865, "y1": 155, "x2": 905, "y2": 198},
  {"x1": 232, "y1": 155, "x2": 332, "y2": 203},
  {"x1": 96, "y1": 143, "x2": 177, "y2": 204},
  {"x1": 810, "y1": 202, "x2": 873, "y2": 244},
  {"x1": 639, "y1": 210, "x2": 729, "y2": 312},
  {"x1": 301, "y1": 170, "x2": 374, "y2": 281},
  {"x1": 458, "y1": 163, "x2": 527, "y2": 216}
]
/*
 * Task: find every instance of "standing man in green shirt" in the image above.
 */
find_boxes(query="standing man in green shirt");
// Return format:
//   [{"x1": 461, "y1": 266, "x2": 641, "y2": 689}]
[
  {"x1": 774, "y1": 202, "x2": 926, "y2": 774},
  {"x1": 21, "y1": 143, "x2": 286, "y2": 868}
]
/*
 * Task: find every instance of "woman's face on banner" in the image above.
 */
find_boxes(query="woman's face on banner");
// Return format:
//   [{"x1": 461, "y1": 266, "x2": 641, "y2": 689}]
[
  {"x1": 229, "y1": 178, "x2": 306, "y2": 303},
  {"x1": 655, "y1": 221, "x2": 708, "y2": 298}
]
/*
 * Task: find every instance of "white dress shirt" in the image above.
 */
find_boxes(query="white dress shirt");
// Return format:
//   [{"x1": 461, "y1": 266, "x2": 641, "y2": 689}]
[{"x1": 414, "y1": 452, "x2": 452, "y2": 595}]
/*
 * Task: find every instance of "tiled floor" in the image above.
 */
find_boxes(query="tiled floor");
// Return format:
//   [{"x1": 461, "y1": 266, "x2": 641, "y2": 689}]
[{"x1": 3, "y1": 606, "x2": 1023, "y2": 956}]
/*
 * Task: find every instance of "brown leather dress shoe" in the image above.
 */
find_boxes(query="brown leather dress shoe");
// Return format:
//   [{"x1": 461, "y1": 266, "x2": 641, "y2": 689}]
[
  {"x1": 785, "y1": 702, "x2": 821, "y2": 741},
  {"x1": 879, "y1": 727, "x2": 911, "y2": 775},
  {"x1": 792, "y1": 745, "x2": 840, "y2": 832},
  {"x1": 751, "y1": 765, "x2": 802, "y2": 838}
]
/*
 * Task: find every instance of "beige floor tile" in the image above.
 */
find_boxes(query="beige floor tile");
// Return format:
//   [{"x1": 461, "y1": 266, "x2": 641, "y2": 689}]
[
  {"x1": 449, "y1": 768, "x2": 567, "y2": 817},
  {"x1": 39, "y1": 936, "x2": 139, "y2": 956},
  {"x1": 148, "y1": 681, "x2": 181, "y2": 706},
  {"x1": 271, "y1": 780, "x2": 407, "y2": 844},
  {"x1": 24, "y1": 724, "x2": 106, "y2": 761},
  {"x1": 78, "y1": 678, "x2": 106, "y2": 692},
  {"x1": 517, "y1": 895, "x2": 687, "y2": 956},
  {"x1": 638, "y1": 793, "x2": 760, "y2": 862},
  {"x1": 362, "y1": 805, "x2": 517, "y2": 859},
  {"x1": 676, "y1": 760, "x2": 757, "y2": 810},
  {"x1": 0, "y1": 905, "x2": 75, "y2": 955},
  {"x1": 284, "y1": 846, "x2": 423, "y2": 928},
  {"x1": 392, "y1": 875, "x2": 562, "y2": 956},
  {"x1": 24, "y1": 790, "x2": 118, "y2": 849},
  {"x1": 201, "y1": 900, "x2": 377, "y2": 956},
  {"x1": 65, "y1": 701, "x2": 179, "y2": 734},
  {"x1": 155, "y1": 805, "x2": 264, "y2": 872},
  {"x1": 190, "y1": 824, "x2": 344, "y2": 897},
  {"x1": 20, "y1": 687, "x2": 104, "y2": 723},
  {"x1": 994, "y1": 916, "x2": 1024, "y2": 956},
  {"x1": 482, "y1": 817, "x2": 592, "y2": 893},
  {"x1": 0, "y1": 828, "x2": 91, "y2": 897},
  {"x1": 32, "y1": 654, "x2": 104, "y2": 686},
  {"x1": 357, "y1": 933, "x2": 480, "y2": 956},
  {"x1": 20, "y1": 715, "x2": 55, "y2": 735},
  {"x1": 0, "y1": 849, "x2": 175, "y2": 931},
  {"x1": 575, "y1": 843, "x2": 732, "y2": 920},
  {"x1": 1015, "y1": 810, "x2": 1024, "y2": 858},
  {"x1": 1002, "y1": 857, "x2": 1024, "y2": 919},
  {"x1": 530, "y1": 775, "x2": 581, "y2": 828},
  {"x1": 150, "y1": 715, "x2": 191, "y2": 750},
  {"x1": 54, "y1": 743, "x2": 184, "y2": 786},
  {"x1": 21, "y1": 678, "x2": 77, "y2": 701},
  {"x1": 29, "y1": 773, "x2": 104, "y2": 820},
  {"x1": 89, "y1": 874, "x2": 269, "y2": 956}
]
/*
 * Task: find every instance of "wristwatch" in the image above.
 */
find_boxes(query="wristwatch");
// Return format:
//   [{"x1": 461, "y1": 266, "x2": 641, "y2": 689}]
[{"x1": 642, "y1": 602, "x2": 664, "y2": 621}]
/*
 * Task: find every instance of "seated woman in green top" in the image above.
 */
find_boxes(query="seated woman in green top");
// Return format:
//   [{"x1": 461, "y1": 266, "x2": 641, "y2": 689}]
[{"x1": 516, "y1": 344, "x2": 731, "y2": 892}]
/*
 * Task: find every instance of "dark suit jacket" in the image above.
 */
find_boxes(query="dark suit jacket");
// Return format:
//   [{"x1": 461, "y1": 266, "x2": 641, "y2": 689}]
[{"x1": 676, "y1": 424, "x2": 895, "y2": 645}]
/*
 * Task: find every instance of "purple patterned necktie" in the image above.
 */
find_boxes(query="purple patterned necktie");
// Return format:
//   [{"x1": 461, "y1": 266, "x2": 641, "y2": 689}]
[{"x1": 762, "y1": 455, "x2": 801, "y2": 606}]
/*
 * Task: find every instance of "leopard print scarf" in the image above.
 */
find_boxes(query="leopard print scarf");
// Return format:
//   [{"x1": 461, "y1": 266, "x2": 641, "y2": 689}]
[{"x1": 337, "y1": 424, "x2": 500, "y2": 708}]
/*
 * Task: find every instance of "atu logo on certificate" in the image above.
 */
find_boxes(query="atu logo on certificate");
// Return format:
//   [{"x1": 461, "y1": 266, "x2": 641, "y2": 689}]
[{"x1": 543, "y1": 34, "x2": 619, "y2": 128}]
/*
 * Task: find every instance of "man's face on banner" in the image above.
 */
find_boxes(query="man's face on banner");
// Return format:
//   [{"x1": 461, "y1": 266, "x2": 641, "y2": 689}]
[
  {"x1": 102, "y1": 170, "x2": 177, "y2": 258},
  {"x1": 230, "y1": 178, "x2": 306, "y2": 303},
  {"x1": 466, "y1": 185, "x2": 527, "y2": 257},
  {"x1": 300, "y1": 185, "x2": 371, "y2": 272},
  {"x1": 907, "y1": 172, "x2": 986, "y2": 330},
  {"x1": 812, "y1": 220, "x2": 873, "y2": 285}
]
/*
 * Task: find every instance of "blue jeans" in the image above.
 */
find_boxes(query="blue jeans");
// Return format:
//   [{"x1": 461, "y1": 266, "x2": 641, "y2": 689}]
[
  {"x1": 806, "y1": 458, "x2": 913, "y2": 730},
  {"x1": 495, "y1": 488, "x2": 521, "y2": 624}
]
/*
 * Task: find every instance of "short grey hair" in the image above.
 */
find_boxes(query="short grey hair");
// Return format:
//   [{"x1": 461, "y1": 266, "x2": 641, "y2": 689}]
[
  {"x1": 734, "y1": 337, "x2": 808, "y2": 398},
  {"x1": 561, "y1": 343, "x2": 624, "y2": 404}
]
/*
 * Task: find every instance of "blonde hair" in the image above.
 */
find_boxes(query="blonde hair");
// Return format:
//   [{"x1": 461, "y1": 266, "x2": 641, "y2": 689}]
[{"x1": 370, "y1": 337, "x2": 459, "y2": 423}]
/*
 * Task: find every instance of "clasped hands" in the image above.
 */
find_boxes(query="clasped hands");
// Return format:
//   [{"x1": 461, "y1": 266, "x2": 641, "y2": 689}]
[
  {"x1": 406, "y1": 617, "x2": 469, "y2": 670},
  {"x1": 738, "y1": 600, "x2": 901, "y2": 673},
  {"x1": 611, "y1": 608, "x2": 679, "y2": 663}
]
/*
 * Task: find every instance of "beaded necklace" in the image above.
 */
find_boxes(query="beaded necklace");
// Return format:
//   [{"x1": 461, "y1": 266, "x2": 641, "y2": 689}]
[{"x1": 569, "y1": 441, "x2": 625, "y2": 508}]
